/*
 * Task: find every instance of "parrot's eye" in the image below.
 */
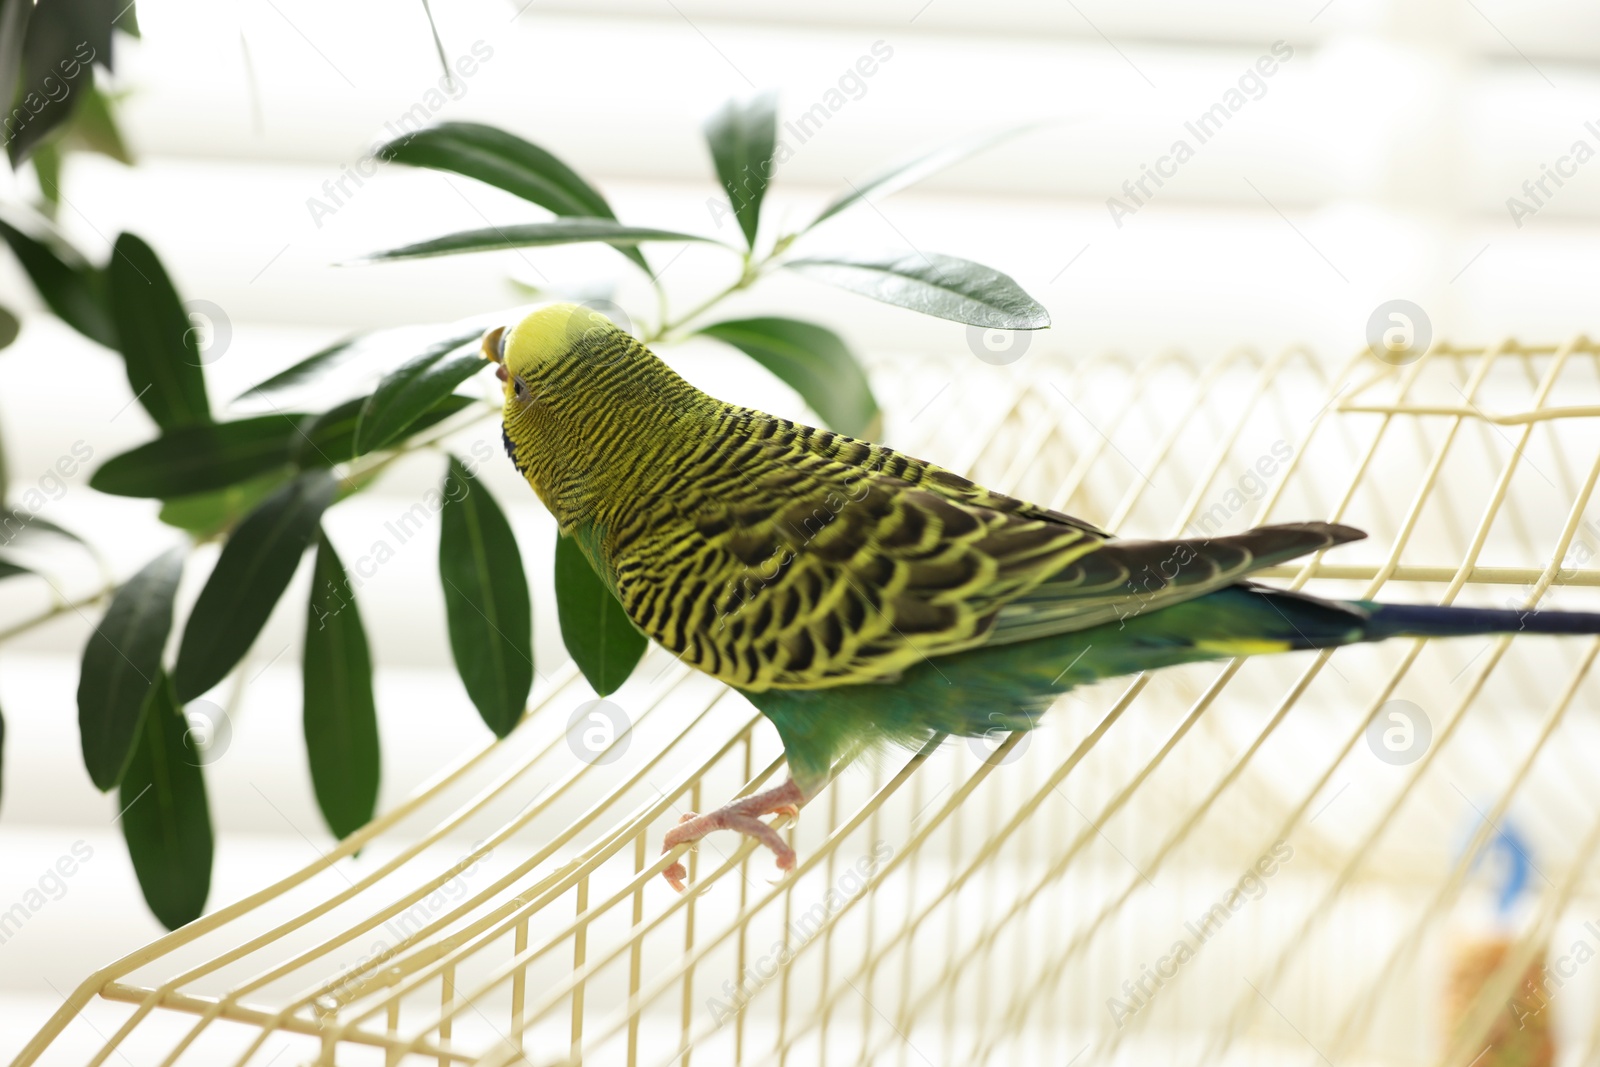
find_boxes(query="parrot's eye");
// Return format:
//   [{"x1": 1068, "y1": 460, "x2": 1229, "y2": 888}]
[{"x1": 512, "y1": 376, "x2": 532, "y2": 403}]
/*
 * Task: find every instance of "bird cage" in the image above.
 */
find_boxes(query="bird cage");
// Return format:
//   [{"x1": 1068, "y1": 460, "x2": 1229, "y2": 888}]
[{"x1": 15, "y1": 335, "x2": 1600, "y2": 1067}]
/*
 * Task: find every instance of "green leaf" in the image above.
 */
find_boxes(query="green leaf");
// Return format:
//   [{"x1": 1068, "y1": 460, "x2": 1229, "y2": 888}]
[
  {"x1": 119, "y1": 672, "x2": 212, "y2": 931},
  {"x1": 236, "y1": 325, "x2": 485, "y2": 405},
  {"x1": 419, "y1": 0, "x2": 448, "y2": 84},
  {"x1": 235, "y1": 336, "x2": 360, "y2": 401},
  {"x1": 303, "y1": 531, "x2": 379, "y2": 838},
  {"x1": 0, "y1": 303, "x2": 17, "y2": 350},
  {"x1": 173, "y1": 470, "x2": 335, "y2": 702},
  {"x1": 554, "y1": 533, "x2": 645, "y2": 697},
  {"x1": 375, "y1": 121, "x2": 647, "y2": 271},
  {"x1": 439, "y1": 456, "x2": 531, "y2": 738},
  {"x1": 77, "y1": 546, "x2": 183, "y2": 791},
  {"x1": 31, "y1": 141, "x2": 61, "y2": 217},
  {"x1": 107, "y1": 232, "x2": 211, "y2": 430},
  {"x1": 54, "y1": 0, "x2": 115, "y2": 67},
  {"x1": 157, "y1": 468, "x2": 292, "y2": 537},
  {"x1": 354, "y1": 340, "x2": 483, "y2": 454},
  {"x1": 785, "y1": 252, "x2": 1051, "y2": 330},
  {"x1": 806, "y1": 125, "x2": 1038, "y2": 232},
  {"x1": 90, "y1": 414, "x2": 304, "y2": 498},
  {"x1": 8, "y1": 0, "x2": 101, "y2": 164},
  {"x1": 297, "y1": 392, "x2": 472, "y2": 468},
  {"x1": 0, "y1": 214, "x2": 115, "y2": 347},
  {"x1": 697, "y1": 317, "x2": 878, "y2": 437},
  {"x1": 377, "y1": 121, "x2": 614, "y2": 221},
  {"x1": 63, "y1": 73, "x2": 133, "y2": 164},
  {"x1": 0, "y1": 554, "x2": 30, "y2": 581},
  {"x1": 0, "y1": 0, "x2": 30, "y2": 109},
  {"x1": 1, "y1": 510, "x2": 86, "y2": 547},
  {"x1": 704, "y1": 91, "x2": 777, "y2": 249},
  {"x1": 359, "y1": 219, "x2": 721, "y2": 262}
]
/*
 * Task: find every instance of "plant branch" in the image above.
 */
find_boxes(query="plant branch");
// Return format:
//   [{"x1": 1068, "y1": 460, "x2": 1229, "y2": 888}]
[
  {"x1": 0, "y1": 583, "x2": 115, "y2": 645},
  {"x1": 642, "y1": 238, "x2": 799, "y2": 345}
]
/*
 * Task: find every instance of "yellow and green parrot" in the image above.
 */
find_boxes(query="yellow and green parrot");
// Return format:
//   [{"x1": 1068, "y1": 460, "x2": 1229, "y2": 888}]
[{"x1": 486, "y1": 303, "x2": 1599, "y2": 891}]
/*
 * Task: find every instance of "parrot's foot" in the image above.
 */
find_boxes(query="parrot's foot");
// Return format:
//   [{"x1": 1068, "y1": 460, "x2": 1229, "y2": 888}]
[{"x1": 661, "y1": 778, "x2": 806, "y2": 892}]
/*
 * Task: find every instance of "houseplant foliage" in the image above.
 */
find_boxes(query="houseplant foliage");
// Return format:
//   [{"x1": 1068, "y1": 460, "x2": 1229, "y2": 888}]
[
  {"x1": 0, "y1": 91, "x2": 1048, "y2": 927},
  {"x1": 0, "y1": 0, "x2": 137, "y2": 345}
]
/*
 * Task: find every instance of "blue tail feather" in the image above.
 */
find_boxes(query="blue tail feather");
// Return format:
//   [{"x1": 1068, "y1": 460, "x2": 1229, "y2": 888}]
[{"x1": 1356, "y1": 601, "x2": 1600, "y2": 640}]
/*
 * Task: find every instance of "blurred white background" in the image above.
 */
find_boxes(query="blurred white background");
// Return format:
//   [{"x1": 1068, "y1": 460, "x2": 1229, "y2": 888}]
[{"x1": 3, "y1": 0, "x2": 1600, "y2": 1056}]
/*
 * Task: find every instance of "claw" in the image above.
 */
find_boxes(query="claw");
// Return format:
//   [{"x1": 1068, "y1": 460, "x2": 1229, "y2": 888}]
[
  {"x1": 663, "y1": 859, "x2": 689, "y2": 893},
  {"x1": 658, "y1": 778, "x2": 807, "y2": 891}
]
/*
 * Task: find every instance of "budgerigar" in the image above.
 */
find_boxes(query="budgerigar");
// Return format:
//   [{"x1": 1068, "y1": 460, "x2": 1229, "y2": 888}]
[{"x1": 485, "y1": 304, "x2": 1600, "y2": 891}]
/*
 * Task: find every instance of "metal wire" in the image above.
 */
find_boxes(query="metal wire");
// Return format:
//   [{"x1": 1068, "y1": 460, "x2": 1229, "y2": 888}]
[{"x1": 16, "y1": 338, "x2": 1600, "y2": 1066}]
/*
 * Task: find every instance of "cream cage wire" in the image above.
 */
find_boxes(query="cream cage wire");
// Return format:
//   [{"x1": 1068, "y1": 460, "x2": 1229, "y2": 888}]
[{"x1": 16, "y1": 336, "x2": 1600, "y2": 1067}]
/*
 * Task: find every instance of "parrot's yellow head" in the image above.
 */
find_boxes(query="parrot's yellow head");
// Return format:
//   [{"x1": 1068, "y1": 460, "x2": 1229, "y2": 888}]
[
  {"x1": 482, "y1": 303, "x2": 715, "y2": 528},
  {"x1": 481, "y1": 303, "x2": 622, "y2": 397}
]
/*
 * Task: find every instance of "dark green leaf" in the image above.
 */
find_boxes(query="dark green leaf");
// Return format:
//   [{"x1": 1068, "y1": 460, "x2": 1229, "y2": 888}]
[
  {"x1": 807, "y1": 125, "x2": 1038, "y2": 231},
  {"x1": 0, "y1": 0, "x2": 29, "y2": 109},
  {"x1": 303, "y1": 530, "x2": 379, "y2": 838},
  {"x1": 419, "y1": 0, "x2": 448, "y2": 84},
  {"x1": 157, "y1": 468, "x2": 292, "y2": 537},
  {"x1": 378, "y1": 121, "x2": 614, "y2": 221},
  {"x1": 236, "y1": 326, "x2": 485, "y2": 405},
  {"x1": 1, "y1": 510, "x2": 86, "y2": 547},
  {"x1": 0, "y1": 303, "x2": 17, "y2": 350},
  {"x1": 555, "y1": 533, "x2": 644, "y2": 697},
  {"x1": 354, "y1": 341, "x2": 482, "y2": 454},
  {"x1": 8, "y1": 0, "x2": 103, "y2": 164},
  {"x1": 704, "y1": 91, "x2": 777, "y2": 249},
  {"x1": 439, "y1": 456, "x2": 531, "y2": 737},
  {"x1": 0, "y1": 214, "x2": 115, "y2": 347},
  {"x1": 235, "y1": 336, "x2": 360, "y2": 401},
  {"x1": 697, "y1": 317, "x2": 878, "y2": 436},
  {"x1": 173, "y1": 471, "x2": 335, "y2": 701},
  {"x1": 297, "y1": 392, "x2": 472, "y2": 468},
  {"x1": 119, "y1": 672, "x2": 212, "y2": 930},
  {"x1": 107, "y1": 232, "x2": 211, "y2": 430},
  {"x1": 77, "y1": 546, "x2": 182, "y2": 791},
  {"x1": 375, "y1": 122, "x2": 646, "y2": 270},
  {"x1": 3, "y1": 511, "x2": 85, "y2": 547},
  {"x1": 359, "y1": 219, "x2": 721, "y2": 262},
  {"x1": 90, "y1": 414, "x2": 304, "y2": 498},
  {"x1": 57, "y1": 0, "x2": 115, "y2": 67},
  {"x1": 0, "y1": 554, "x2": 30, "y2": 581},
  {"x1": 785, "y1": 252, "x2": 1051, "y2": 330}
]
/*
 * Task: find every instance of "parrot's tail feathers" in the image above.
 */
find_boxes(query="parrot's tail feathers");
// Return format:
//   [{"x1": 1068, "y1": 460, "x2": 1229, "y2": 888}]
[{"x1": 1357, "y1": 601, "x2": 1600, "y2": 640}]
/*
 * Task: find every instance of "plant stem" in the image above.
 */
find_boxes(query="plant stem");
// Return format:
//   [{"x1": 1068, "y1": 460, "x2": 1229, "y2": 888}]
[
  {"x1": 0, "y1": 583, "x2": 114, "y2": 645},
  {"x1": 643, "y1": 243, "x2": 790, "y2": 344}
]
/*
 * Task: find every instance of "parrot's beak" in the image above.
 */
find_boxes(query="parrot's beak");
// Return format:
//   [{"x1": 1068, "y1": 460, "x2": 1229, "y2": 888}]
[{"x1": 482, "y1": 326, "x2": 509, "y2": 382}]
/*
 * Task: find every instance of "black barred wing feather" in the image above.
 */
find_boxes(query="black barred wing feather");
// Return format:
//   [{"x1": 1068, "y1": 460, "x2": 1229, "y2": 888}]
[{"x1": 606, "y1": 428, "x2": 1106, "y2": 690}]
